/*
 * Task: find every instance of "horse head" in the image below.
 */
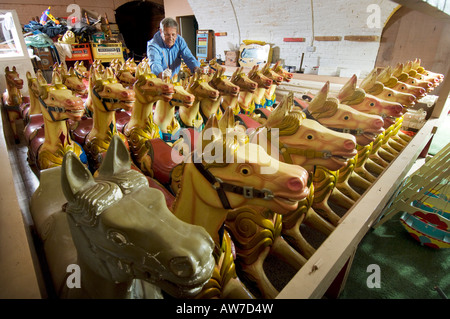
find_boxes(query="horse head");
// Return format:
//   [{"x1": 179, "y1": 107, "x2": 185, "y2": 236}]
[
  {"x1": 255, "y1": 92, "x2": 358, "y2": 172},
  {"x1": 248, "y1": 65, "x2": 273, "y2": 89},
  {"x1": 74, "y1": 60, "x2": 90, "y2": 79},
  {"x1": 133, "y1": 64, "x2": 174, "y2": 103},
  {"x1": 171, "y1": 80, "x2": 195, "y2": 108},
  {"x1": 304, "y1": 81, "x2": 384, "y2": 146},
  {"x1": 116, "y1": 63, "x2": 137, "y2": 88},
  {"x1": 188, "y1": 113, "x2": 310, "y2": 215},
  {"x1": 38, "y1": 70, "x2": 84, "y2": 122},
  {"x1": 393, "y1": 62, "x2": 434, "y2": 92},
  {"x1": 90, "y1": 66, "x2": 135, "y2": 113},
  {"x1": 361, "y1": 69, "x2": 416, "y2": 107},
  {"x1": 272, "y1": 60, "x2": 294, "y2": 82},
  {"x1": 5, "y1": 66, "x2": 24, "y2": 90},
  {"x1": 262, "y1": 62, "x2": 283, "y2": 85},
  {"x1": 230, "y1": 67, "x2": 257, "y2": 93},
  {"x1": 62, "y1": 135, "x2": 215, "y2": 298},
  {"x1": 61, "y1": 67, "x2": 87, "y2": 95},
  {"x1": 187, "y1": 71, "x2": 219, "y2": 101},
  {"x1": 209, "y1": 66, "x2": 240, "y2": 97},
  {"x1": 339, "y1": 74, "x2": 404, "y2": 128}
]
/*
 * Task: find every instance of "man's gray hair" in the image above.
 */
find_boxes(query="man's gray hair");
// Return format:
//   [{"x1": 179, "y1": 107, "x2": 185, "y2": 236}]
[{"x1": 160, "y1": 17, "x2": 178, "y2": 30}]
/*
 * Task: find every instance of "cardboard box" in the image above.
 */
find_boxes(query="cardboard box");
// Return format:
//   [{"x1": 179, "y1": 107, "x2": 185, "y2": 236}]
[{"x1": 225, "y1": 50, "x2": 239, "y2": 67}]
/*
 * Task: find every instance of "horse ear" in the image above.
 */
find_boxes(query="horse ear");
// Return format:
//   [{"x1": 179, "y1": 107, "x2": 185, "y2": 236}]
[
  {"x1": 218, "y1": 106, "x2": 236, "y2": 133},
  {"x1": 338, "y1": 74, "x2": 357, "y2": 102},
  {"x1": 61, "y1": 152, "x2": 95, "y2": 203},
  {"x1": 26, "y1": 71, "x2": 33, "y2": 80},
  {"x1": 97, "y1": 135, "x2": 131, "y2": 177},
  {"x1": 265, "y1": 91, "x2": 293, "y2": 127},
  {"x1": 13, "y1": 66, "x2": 17, "y2": 72},
  {"x1": 360, "y1": 68, "x2": 377, "y2": 91},
  {"x1": 36, "y1": 70, "x2": 47, "y2": 86},
  {"x1": 308, "y1": 81, "x2": 329, "y2": 112}
]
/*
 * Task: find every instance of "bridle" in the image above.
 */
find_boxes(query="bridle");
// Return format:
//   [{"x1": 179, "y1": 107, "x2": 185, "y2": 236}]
[
  {"x1": 253, "y1": 126, "x2": 333, "y2": 164},
  {"x1": 302, "y1": 108, "x2": 364, "y2": 136},
  {"x1": 191, "y1": 152, "x2": 274, "y2": 210}
]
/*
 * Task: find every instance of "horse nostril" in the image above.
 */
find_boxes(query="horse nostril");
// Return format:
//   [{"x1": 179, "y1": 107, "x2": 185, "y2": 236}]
[
  {"x1": 343, "y1": 139, "x2": 356, "y2": 150},
  {"x1": 169, "y1": 256, "x2": 195, "y2": 278},
  {"x1": 409, "y1": 95, "x2": 416, "y2": 102},
  {"x1": 373, "y1": 118, "x2": 384, "y2": 128},
  {"x1": 287, "y1": 177, "x2": 304, "y2": 192}
]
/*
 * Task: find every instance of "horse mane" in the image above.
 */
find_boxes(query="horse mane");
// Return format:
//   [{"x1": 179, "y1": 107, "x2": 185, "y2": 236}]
[{"x1": 65, "y1": 181, "x2": 123, "y2": 227}]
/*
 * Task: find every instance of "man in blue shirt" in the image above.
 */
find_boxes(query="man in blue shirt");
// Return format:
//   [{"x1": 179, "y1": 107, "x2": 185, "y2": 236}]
[{"x1": 147, "y1": 17, "x2": 200, "y2": 79}]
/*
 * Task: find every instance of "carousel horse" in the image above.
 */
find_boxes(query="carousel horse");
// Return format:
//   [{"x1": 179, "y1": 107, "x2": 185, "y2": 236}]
[
  {"x1": 249, "y1": 92, "x2": 358, "y2": 256},
  {"x1": 200, "y1": 65, "x2": 239, "y2": 123},
  {"x1": 411, "y1": 58, "x2": 444, "y2": 85},
  {"x1": 245, "y1": 64, "x2": 273, "y2": 118},
  {"x1": 26, "y1": 70, "x2": 86, "y2": 171},
  {"x1": 22, "y1": 70, "x2": 43, "y2": 123},
  {"x1": 170, "y1": 114, "x2": 311, "y2": 299},
  {"x1": 53, "y1": 63, "x2": 88, "y2": 97},
  {"x1": 177, "y1": 70, "x2": 219, "y2": 130},
  {"x1": 222, "y1": 66, "x2": 258, "y2": 115},
  {"x1": 296, "y1": 82, "x2": 385, "y2": 223},
  {"x1": 114, "y1": 62, "x2": 137, "y2": 89},
  {"x1": 3, "y1": 66, "x2": 24, "y2": 143},
  {"x1": 273, "y1": 60, "x2": 294, "y2": 83},
  {"x1": 334, "y1": 74, "x2": 404, "y2": 194},
  {"x1": 357, "y1": 68, "x2": 415, "y2": 167},
  {"x1": 74, "y1": 60, "x2": 89, "y2": 79},
  {"x1": 29, "y1": 135, "x2": 215, "y2": 299},
  {"x1": 393, "y1": 62, "x2": 435, "y2": 93},
  {"x1": 123, "y1": 63, "x2": 175, "y2": 178},
  {"x1": 71, "y1": 66, "x2": 135, "y2": 173},
  {"x1": 153, "y1": 78, "x2": 195, "y2": 144},
  {"x1": 194, "y1": 107, "x2": 306, "y2": 299},
  {"x1": 261, "y1": 62, "x2": 284, "y2": 109},
  {"x1": 125, "y1": 57, "x2": 138, "y2": 75},
  {"x1": 407, "y1": 59, "x2": 443, "y2": 88}
]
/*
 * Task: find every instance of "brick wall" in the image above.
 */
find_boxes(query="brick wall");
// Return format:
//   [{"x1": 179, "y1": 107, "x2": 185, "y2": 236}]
[{"x1": 187, "y1": 0, "x2": 399, "y2": 78}]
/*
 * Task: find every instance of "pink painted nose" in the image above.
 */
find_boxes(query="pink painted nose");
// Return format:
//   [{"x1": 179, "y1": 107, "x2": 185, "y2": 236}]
[
  {"x1": 343, "y1": 139, "x2": 356, "y2": 150},
  {"x1": 390, "y1": 103, "x2": 403, "y2": 115},
  {"x1": 287, "y1": 177, "x2": 305, "y2": 192},
  {"x1": 373, "y1": 118, "x2": 384, "y2": 129},
  {"x1": 266, "y1": 79, "x2": 273, "y2": 86},
  {"x1": 409, "y1": 95, "x2": 416, "y2": 102},
  {"x1": 66, "y1": 98, "x2": 83, "y2": 107},
  {"x1": 250, "y1": 82, "x2": 257, "y2": 88},
  {"x1": 277, "y1": 76, "x2": 283, "y2": 82},
  {"x1": 121, "y1": 90, "x2": 135, "y2": 99}
]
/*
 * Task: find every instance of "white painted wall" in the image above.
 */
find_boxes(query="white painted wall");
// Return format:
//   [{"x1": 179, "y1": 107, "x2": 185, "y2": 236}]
[{"x1": 187, "y1": 0, "x2": 399, "y2": 78}]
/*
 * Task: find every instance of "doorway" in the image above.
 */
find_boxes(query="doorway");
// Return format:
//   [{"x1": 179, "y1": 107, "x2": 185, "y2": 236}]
[
  {"x1": 115, "y1": 1, "x2": 165, "y2": 60},
  {"x1": 176, "y1": 15, "x2": 198, "y2": 58}
]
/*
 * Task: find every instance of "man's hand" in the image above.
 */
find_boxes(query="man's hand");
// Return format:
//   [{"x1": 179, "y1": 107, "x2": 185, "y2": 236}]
[{"x1": 162, "y1": 68, "x2": 172, "y2": 79}]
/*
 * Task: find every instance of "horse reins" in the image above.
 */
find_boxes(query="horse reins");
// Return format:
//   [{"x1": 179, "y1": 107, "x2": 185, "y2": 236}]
[{"x1": 38, "y1": 96, "x2": 67, "y2": 122}]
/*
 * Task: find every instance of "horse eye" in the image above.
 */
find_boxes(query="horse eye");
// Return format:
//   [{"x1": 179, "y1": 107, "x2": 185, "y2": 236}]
[
  {"x1": 307, "y1": 134, "x2": 313, "y2": 140},
  {"x1": 108, "y1": 231, "x2": 128, "y2": 246},
  {"x1": 369, "y1": 102, "x2": 375, "y2": 107},
  {"x1": 388, "y1": 93, "x2": 392, "y2": 97},
  {"x1": 344, "y1": 115, "x2": 350, "y2": 120},
  {"x1": 401, "y1": 86, "x2": 405, "y2": 90},
  {"x1": 240, "y1": 167, "x2": 250, "y2": 175}
]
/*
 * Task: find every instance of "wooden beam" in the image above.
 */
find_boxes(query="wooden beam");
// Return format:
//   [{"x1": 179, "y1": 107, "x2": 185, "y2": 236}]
[
  {"x1": 344, "y1": 35, "x2": 379, "y2": 42},
  {"x1": 314, "y1": 36, "x2": 342, "y2": 41}
]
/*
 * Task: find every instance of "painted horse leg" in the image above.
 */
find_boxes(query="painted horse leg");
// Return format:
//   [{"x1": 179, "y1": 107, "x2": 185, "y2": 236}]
[
  {"x1": 238, "y1": 247, "x2": 279, "y2": 299},
  {"x1": 270, "y1": 236, "x2": 307, "y2": 269}
]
